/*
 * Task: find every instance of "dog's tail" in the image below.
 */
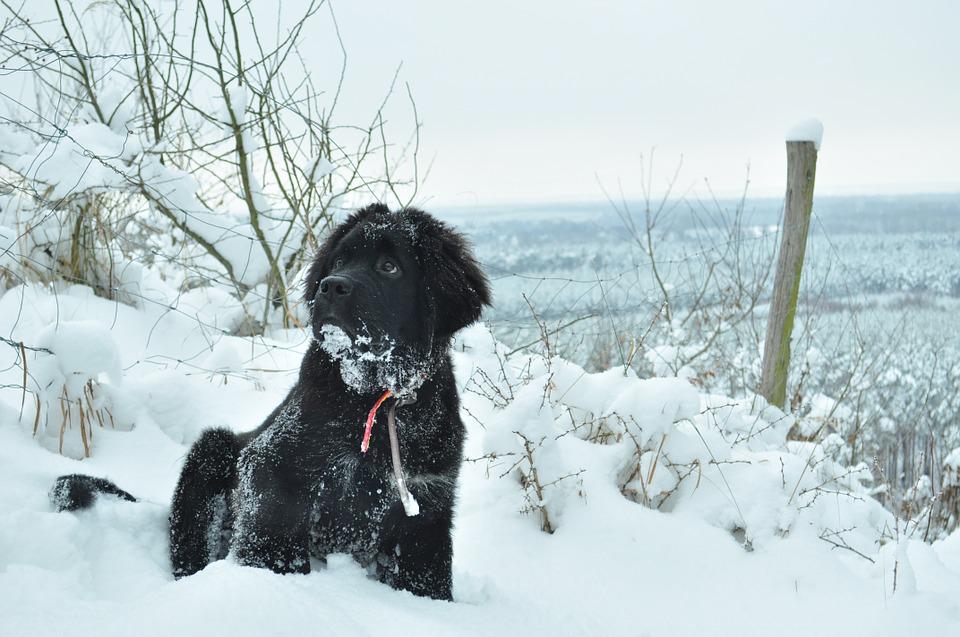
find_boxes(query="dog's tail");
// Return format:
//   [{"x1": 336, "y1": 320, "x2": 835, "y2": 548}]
[{"x1": 50, "y1": 474, "x2": 138, "y2": 512}]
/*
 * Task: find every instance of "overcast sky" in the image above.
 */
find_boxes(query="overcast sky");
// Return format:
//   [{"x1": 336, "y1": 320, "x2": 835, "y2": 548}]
[
  {"x1": 6, "y1": 1, "x2": 958, "y2": 206},
  {"x1": 295, "y1": 0, "x2": 958, "y2": 206}
]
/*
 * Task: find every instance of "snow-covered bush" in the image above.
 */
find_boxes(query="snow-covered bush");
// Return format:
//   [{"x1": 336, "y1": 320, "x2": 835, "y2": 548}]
[
  {"x1": 933, "y1": 449, "x2": 960, "y2": 538},
  {"x1": 25, "y1": 321, "x2": 134, "y2": 459},
  {"x1": 457, "y1": 324, "x2": 893, "y2": 556},
  {"x1": 483, "y1": 379, "x2": 583, "y2": 533},
  {"x1": 475, "y1": 176, "x2": 960, "y2": 543},
  {"x1": 0, "y1": 0, "x2": 418, "y2": 332}
]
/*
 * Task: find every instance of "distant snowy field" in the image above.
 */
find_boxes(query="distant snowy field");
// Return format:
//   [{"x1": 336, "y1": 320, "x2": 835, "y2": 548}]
[{"x1": 1, "y1": 278, "x2": 959, "y2": 636}]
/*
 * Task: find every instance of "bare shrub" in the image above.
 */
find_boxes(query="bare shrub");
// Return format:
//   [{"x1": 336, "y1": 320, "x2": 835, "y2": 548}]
[{"x1": 0, "y1": 0, "x2": 418, "y2": 331}]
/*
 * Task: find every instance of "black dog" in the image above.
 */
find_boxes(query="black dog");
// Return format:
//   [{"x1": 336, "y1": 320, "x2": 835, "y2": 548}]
[{"x1": 52, "y1": 204, "x2": 490, "y2": 600}]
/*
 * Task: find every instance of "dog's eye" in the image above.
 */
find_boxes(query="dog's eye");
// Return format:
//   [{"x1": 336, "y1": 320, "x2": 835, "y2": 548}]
[{"x1": 380, "y1": 259, "x2": 400, "y2": 275}]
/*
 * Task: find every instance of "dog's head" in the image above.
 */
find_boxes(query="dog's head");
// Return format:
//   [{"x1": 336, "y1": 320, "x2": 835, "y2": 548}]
[{"x1": 304, "y1": 204, "x2": 490, "y2": 393}]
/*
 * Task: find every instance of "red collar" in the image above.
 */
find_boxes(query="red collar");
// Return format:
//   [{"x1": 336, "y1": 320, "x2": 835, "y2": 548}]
[{"x1": 361, "y1": 390, "x2": 394, "y2": 453}]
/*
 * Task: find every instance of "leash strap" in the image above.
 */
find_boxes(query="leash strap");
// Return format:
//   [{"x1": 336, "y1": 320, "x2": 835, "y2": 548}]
[
  {"x1": 387, "y1": 401, "x2": 419, "y2": 516},
  {"x1": 361, "y1": 390, "x2": 420, "y2": 517}
]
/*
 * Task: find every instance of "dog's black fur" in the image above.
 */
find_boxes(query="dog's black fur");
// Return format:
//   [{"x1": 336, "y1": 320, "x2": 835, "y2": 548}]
[
  {"x1": 51, "y1": 474, "x2": 137, "y2": 511},
  {"x1": 52, "y1": 204, "x2": 490, "y2": 600}
]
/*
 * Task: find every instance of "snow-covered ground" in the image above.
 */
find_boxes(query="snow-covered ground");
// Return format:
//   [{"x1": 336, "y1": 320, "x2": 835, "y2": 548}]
[{"x1": 1, "y1": 284, "x2": 959, "y2": 636}]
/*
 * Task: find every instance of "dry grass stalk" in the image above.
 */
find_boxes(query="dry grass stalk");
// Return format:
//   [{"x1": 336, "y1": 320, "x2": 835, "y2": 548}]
[
  {"x1": 77, "y1": 398, "x2": 90, "y2": 458},
  {"x1": 32, "y1": 395, "x2": 41, "y2": 437},
  {"x1": 58, "y1": 389, "x2": 69, "y2": 455}
]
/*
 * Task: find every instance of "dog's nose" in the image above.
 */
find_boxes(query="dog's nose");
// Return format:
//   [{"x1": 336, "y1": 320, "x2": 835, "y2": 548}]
[{"x1": 319, "y1": 275, "x2": 353, "y2": 298}]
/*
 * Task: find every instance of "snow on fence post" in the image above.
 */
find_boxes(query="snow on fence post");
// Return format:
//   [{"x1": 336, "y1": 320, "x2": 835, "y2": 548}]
[{"x1": 760, "y1": 120, "x2": 822, "y2": 409}]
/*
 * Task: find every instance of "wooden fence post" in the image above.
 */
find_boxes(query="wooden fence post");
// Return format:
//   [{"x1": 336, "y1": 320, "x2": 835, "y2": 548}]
[{"x1": 760, "y1": 138, "x2": 819, "y2": 409}]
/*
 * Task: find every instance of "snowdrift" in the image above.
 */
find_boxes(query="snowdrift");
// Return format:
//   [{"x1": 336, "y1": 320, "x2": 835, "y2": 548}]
[{"x1": 1, "y1": 285, "x2": 959, "y2": 636}]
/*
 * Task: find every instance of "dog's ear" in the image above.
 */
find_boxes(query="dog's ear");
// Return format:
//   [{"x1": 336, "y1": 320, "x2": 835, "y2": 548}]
[
  {"x1": 303, "y1": 204, "x2": 388, "y2": 303},
  {"x1": 427, "y1": 223, "x2": 491, "y2": 337}
]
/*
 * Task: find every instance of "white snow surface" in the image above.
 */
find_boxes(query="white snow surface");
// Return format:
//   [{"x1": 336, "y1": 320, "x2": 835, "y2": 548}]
[
  {"x1": 786, "y1": 118, "x2": 824, "y2": 150},
  {"x1": 0, "y1": 285, "x2": 959, "y2": 636}
]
